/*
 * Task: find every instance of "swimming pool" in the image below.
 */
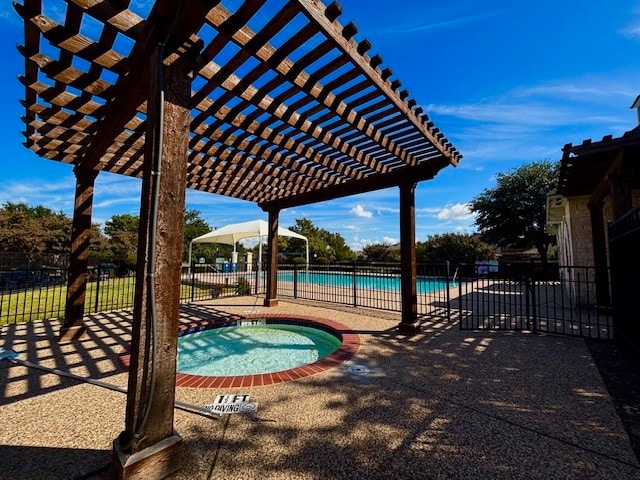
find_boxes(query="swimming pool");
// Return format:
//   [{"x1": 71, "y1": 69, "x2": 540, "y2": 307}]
[
  {"x1": 277, "y1": 271, "x2": 454, "y2": 292},
  {"x1": 177, "y1": 320, "x2": 341, "y2": 376}
]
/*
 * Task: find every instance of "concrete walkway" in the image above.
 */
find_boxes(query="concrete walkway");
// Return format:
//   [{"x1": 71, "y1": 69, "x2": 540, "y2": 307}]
[{"x1": 1, "y1": 297, "x2": 638, "y2": 479}]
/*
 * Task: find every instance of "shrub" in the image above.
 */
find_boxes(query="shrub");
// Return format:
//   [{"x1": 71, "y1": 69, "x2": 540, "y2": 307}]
[
  {"x1": 236, "y1": 277, "x2": 251, "y2": 296},
  {"x1": 211, "y1": 284, "x2": 224, "y2": 298}
]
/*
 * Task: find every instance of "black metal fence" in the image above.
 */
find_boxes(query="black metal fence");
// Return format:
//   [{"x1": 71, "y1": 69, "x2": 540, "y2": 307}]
[
  {"x1": 457, "y1": 263, "x2": 613, "y2": 339},
  {"x1": 0, "y1": 263, "x2": 137, "y2": 324},
  {"x1": 275, "y1": 263, "x2": 451, "y2": 321},
  {"x1": 0, "y1": 253, "x2": 616, "y2": 341},
  {"x1": 609, "y1": 205, "x2": 640, "y2": 353}
]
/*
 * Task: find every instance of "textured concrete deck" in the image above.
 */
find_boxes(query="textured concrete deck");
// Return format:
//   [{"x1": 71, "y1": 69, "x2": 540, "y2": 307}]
[{"x1": 1, "y1": 296, "x2": 639, "y2": 479}]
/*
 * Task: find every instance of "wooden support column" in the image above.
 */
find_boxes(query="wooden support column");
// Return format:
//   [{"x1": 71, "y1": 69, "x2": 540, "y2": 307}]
[
  {"x1": 611, "y1": 176, "x2": 633, "y2": 220},
  {"x1": 59, "y1": 166, "x2": 98, "y2": 342},
  {"x1": 112, "y1": 43, "x2": 194, "y2": 480},
  {"x1": 398, "y1": 180, "x2": 419, "y2": 334},
  {"x1": 589, "y1": 148, "x2": 632, "y2": 220},
  {"x1": 588, "y1": 201, "x2": 611, "y2": 307},
  {"x1": 264, "y1": 209, "x2": 280, "y2": 307}
]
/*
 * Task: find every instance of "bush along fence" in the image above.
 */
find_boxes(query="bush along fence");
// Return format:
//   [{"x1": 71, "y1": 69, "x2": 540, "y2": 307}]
[{"x1": 0, "y1": 254, "x2": 615, "y2": 341}]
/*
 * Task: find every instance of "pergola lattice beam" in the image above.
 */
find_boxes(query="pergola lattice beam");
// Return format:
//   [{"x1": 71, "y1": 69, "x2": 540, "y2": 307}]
[{"x1": 18, "y1": 0, "x2": 461, "y2": 206}]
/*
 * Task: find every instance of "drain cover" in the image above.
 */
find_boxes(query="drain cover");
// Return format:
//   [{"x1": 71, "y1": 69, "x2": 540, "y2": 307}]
[{"x1": 347, "y1": 365, "x2": 370, "y2": 375}]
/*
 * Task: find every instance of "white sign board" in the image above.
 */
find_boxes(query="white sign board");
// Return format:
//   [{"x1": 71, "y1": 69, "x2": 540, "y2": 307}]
[
  {"x1": 239, "y1": 319, "x2": 266, "y2": 327},
  {"x1": 204, "y1": 394, "x2": 258, "y2": 415}
]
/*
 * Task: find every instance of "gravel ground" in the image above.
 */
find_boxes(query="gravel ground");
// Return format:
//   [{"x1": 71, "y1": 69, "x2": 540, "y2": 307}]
[
  {"x1": 1, "y1": 297, "x2": 639, "y2": 480},
  {"x1": 586, "y1": 338, "x2": 640, "y2": 464}
]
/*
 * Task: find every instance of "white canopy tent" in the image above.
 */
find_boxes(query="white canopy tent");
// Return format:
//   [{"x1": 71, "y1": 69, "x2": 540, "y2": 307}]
[{"x1": 188, "y1": 219, "x2": 309, "y2": 271}]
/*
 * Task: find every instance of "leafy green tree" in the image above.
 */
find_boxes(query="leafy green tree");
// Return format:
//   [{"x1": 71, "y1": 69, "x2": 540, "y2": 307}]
[
  {"x1": 183, "y1": 209, "x2": 214, "y2": 262},
  {"x1": 103, "y1": 213, "x2": 139, "y2": 237},
  {"x1": 89, "y1": 224, "x2": 113, "y2": 259},
  {"x1": 104, "y1": 213, "x2": 139, "y2": 262},
  {"x1": 361, "y1": 243, "x2": 400, "y2": 263},
  {"x1": 470, "y1": 161, "x2": 558, "y2": 264},
  {"x1": 417, "y1": 233, "x2": 495, "y2": 264},
  {"x1": 288, "y1": 218, "x2": 355, "y2": 263},
  {"x1": 0, "y1": 202, "x2": 71, "y2": 253}
]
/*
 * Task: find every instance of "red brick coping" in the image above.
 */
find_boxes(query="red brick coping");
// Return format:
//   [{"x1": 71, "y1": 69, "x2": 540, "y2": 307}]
[{"x1": 119, "y1": 314, "x2": 360, "y2": 388}]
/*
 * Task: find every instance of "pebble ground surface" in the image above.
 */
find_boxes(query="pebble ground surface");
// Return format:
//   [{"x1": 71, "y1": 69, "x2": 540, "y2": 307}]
[{"x1": 1, "y1": 296, "x2": 639, "y2": 480}]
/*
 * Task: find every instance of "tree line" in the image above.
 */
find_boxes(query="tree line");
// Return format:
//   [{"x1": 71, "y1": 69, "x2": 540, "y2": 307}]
[
  {"x1": 0, "y1": 159, "x2": 558, "y2": 267},
  {"x1": 0, "y1": 202, "x2": 495, "y2": 266}
]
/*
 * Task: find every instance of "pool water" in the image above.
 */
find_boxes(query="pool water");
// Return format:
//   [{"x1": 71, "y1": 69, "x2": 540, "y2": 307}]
[
  {"x1": 277, "y1": 271, "x2": 455, "y2": 292},
  {"x1": 177, "y1": 324, "x2": 341, "y2": 376}
]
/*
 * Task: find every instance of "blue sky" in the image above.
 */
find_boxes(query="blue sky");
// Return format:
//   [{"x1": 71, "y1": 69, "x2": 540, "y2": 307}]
[{"x1": 0, "y1": 1, "x2": 638, "y2": 251}]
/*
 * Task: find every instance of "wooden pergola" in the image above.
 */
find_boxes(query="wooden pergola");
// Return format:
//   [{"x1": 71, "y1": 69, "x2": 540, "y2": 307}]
[{"x1": 17, "y1": 0, "x2": 461, "y2": 477}]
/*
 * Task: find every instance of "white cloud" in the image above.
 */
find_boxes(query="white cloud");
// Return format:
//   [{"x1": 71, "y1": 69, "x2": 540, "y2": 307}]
[
  {"x1": 620, "y1": 13, "x2": 640, "y2": 41},
  {"x1": 435, "y1": 203, "x2": 476, "y2": 221},
  {"x1": 427, "y1": 75, "x2": 637, "y2": 130},
  {"x1": 351, "y1": 204, "x2": 373, "y2": 218},
  {"x1": 376, "y1": 206, "x2": 399, "y2": 215},
  {"x1": 381, "y1": 11, "x2": 505, "y2": 35},
  {"x1": 424, "y1": 73, "x2": 638, "y2": 170},
  {"x1": 349, "y1": 233, "x2": 399, "y2": 251},
  {"x1": 0, "y1": 180, "x2": 74, "y2": 213},
  {"x1": 623, "y1": 25, "x2": 640, "y2": 40}
]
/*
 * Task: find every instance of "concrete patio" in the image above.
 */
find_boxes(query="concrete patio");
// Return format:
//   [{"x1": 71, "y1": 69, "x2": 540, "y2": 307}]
[{"x1": 1, "y1": 297, "x2": 638, "y2": 479}]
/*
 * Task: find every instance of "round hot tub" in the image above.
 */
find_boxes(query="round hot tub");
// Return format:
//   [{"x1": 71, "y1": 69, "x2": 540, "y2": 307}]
[{"x1": 175, "y1": 315, "x2": 359, "y2": 388}]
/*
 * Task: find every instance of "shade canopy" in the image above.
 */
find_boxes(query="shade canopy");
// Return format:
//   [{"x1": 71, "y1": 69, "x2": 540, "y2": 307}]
[
  {"x1": 192, "y1": 220, "x2": 306, "y2": 246},
  {"x1": 188, "y1": 219, "x2": 309, "y2": 268}
]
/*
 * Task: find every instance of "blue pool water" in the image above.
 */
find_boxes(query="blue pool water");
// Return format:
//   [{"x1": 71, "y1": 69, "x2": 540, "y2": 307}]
[
  {"x1": 277, "y1": 271, "x2": 454, "y2": 293},
  {"x1": 177, "y1": 323, "x2": 341, "y2": 376}
]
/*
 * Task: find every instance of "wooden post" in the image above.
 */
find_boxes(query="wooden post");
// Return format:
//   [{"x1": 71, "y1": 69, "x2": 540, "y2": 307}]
[
  {"x1": 398, "y1": 180, "x2": 419, "y2": 334},
  {"x1": 611, "y1": 176, "x2": 633, "y2": 220},
  {"x1": 112, "y1": 43, "x2": 193, "y2": 480},
  {"x1": 59, "y1": 166, "x2": 98, "y2": 342},
  {"x1": 589, "y1": 201, "x2": 611, "y2": 307},
  {"x1": 264, "y1": 208, "x2": 280, "y2": 307}
]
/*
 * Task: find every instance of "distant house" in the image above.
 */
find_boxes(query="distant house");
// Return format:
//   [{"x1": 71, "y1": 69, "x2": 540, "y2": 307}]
[{"x1": 547, "y1": 98, "x2": 640, "y2": 305}]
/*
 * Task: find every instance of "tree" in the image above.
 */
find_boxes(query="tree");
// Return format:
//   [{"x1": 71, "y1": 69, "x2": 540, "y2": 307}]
[
  {"x1": 183, "y1": 209, "x2": 213, "y2": 261},
  {"x1": 469, "y1": 161, "x2": 558, "y2": 264},
  {"x1": 0, "y1": 202, "x2": 71, "y2": 254},
  {"x1": 416, "y1": 233, "x2": 495, "y2": 264},
  {"x1": 104, "y1": 213, "x2": 139, "y2": 262},
  {"x1": 89, "y1": 224, "x2": 113, "y2": 259},
  {"x1": 361, "y1": 243, "x2": 400, "y2": 263},
  {"x1": 288, "y1": 218, "x2": 355, "y2": 263}
]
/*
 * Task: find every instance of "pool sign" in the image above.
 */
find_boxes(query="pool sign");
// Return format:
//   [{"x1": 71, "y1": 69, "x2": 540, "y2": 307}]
[
  {"x1": 239, "y1": 319, "x2": 266, "y2": 327},
  {"x1": 203, "y1": 394, "x2": 258, "y2": 414}
]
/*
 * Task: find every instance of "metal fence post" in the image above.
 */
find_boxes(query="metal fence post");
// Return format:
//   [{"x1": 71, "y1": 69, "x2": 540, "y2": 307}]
[
  {"x1": 525, "y1": 277, "x2": 531, "y2": 331},
  {"x1": 94, "y1": 264, "x2": 101, "y2": 313},
  {"x1": 190, "y1": 262, "x2": 195, "y2": 301},
  {"x1": 445, "y1": 261, "x2": 451, "y2": 322},
  {"x1": 531, "y1": 277, "x2": 538, "y2": 334},
  {"x1": 293, "y1": 263, "x2": 298, "y2": 299},
  {"x1": 254, "y1": 266, "x2": 259, "y2": 295},
  {"x1": 352, "y1": 261, "x2": 357, "y2": 307}
]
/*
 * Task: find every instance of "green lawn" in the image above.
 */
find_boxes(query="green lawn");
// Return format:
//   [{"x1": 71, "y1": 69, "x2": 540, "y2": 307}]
[{"x1": 0, "y1": 277, "x2": 213, "y2": 326}]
